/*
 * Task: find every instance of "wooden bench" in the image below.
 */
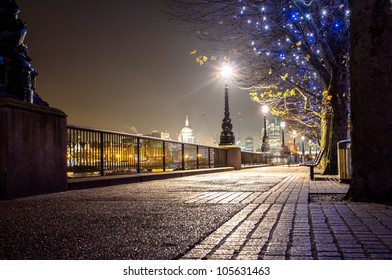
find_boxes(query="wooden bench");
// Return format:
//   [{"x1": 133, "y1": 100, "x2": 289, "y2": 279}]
[{"x1": 300, "y1": 147, "x2": 326, "y2": 180}]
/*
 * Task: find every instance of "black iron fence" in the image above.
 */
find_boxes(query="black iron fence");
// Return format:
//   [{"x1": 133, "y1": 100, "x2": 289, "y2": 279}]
[
  {"x1": 67, "y1": 125, "x2": 228, "y2": 177},
  {"x1": 67, "y1": 125, "x2": 289, "y2": 178},
  {"x1": 241, "y1": 151, "x2": 290, "y2": 166}
]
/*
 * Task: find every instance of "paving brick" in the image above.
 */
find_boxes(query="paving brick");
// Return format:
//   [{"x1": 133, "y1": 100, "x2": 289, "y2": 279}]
[
  {"x1": 368, "y1": 253, "x2": 392, "y2": 259},
  {"x1": 262, "y1": 254, "x2": 286, "y2": 260},
  {"x1": 208, "y1": 254, "x2": 233, "y2": 260},
  {"x1": 290, "y1": 256, "x2": 314, "y2": 260},
  {"x1": 236, "y1": 254, "x2": 259, "y2": 260},
  {"x1": 182, "y1": 249, "x2": 210, "y2": 259},
  {"x1": 342, "y1": 254, "x2": 368, "y2": 259}
]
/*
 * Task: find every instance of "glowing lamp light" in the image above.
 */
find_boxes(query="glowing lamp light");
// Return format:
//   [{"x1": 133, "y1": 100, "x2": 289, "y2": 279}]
[
  {"x1": 280, "y1": 121, "x2": 286, "y2": 129},
  {"x1": 261, "y1": 105, "x2": 269, "y2": 115},
  {"x1": 221, "y1": 65, "x2": 232, "y2": 80}
]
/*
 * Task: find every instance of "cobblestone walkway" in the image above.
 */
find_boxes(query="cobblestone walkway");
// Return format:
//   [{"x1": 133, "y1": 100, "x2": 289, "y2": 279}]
[
  {"x1": 181, "y1": 169, "x2": 392, "y2": 260},
  {"x1": 2, "y1": 166, "x2": 392, "y2": 260}
]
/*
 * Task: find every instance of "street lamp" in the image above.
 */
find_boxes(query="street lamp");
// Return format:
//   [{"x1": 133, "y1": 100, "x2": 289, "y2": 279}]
[
  {"x1": 280, "y1": 121, "x2": 286, "y2": 148},
  {"x1": 280, "y1": 121, "x2": 286, "y2": 155},
  {"x1": 261, "y1": 105, "x2": 269, "y2": 152},
  {"x1": 219, "y1": 65, "x2": 235, "y2": 145},
  {"x1": 292, "y1": 130, "x2": 297, "y2": 153},
  {"x1": 301, "y1": 136, "x2": 305, "y2": 160}
]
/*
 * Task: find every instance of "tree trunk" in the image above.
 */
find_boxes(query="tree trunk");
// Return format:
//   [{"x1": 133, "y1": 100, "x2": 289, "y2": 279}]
[
  {"x1": 319, "y1": 102, "x2": 331, "y2": 171},
  {"x1": 348, "y1": 0, "x2": 392, "y2": 202},
  {"x1": 320, "y1": 70, "x2": 349, "y2": 175}
]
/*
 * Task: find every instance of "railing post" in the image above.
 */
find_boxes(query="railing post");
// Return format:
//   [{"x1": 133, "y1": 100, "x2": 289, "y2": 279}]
[
  {"x1": 208, "y1": 147, "x2": 211, "y2": 168},
  {"x1": 137, "y1": 137, "x2": 141, "y2": 173},
  {"x1": 162, "y1": 141, "x2": 166, "y2": 172},
  {"x1": 182, "y1": 143, "x2": 185, "y2": 170},
  {"x1": 196, "y1": 146, "x2": 199, "y2": 169},
  {"x1": 100, "y1": 132, "x2": 104, "y2": 176}
]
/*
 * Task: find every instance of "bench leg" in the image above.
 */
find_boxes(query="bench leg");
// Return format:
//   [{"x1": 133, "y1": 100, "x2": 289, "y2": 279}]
[{"x1": 310, "y1": 166, "x2": 315, "y2": 180}]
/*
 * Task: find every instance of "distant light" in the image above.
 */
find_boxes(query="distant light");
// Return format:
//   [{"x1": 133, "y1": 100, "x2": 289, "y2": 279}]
[
  {"x1": 280, "y1": 121, "x2": 286, "y2": 129},
  {"x1": 261, "y1": 105, "x2": 269, "y2": 114}
]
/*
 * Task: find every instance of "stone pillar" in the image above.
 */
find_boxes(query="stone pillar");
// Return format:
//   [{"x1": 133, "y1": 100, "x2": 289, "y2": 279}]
[
  {"x1": 0, "y1": 97, "x2": 67, "y2": 199},
  {"x1": 223, "y1": 145, "x2": 241, "y2": 170}
]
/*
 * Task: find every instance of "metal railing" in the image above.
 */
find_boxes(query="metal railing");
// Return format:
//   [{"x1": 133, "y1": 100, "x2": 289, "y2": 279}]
[
  {"x1": 67, "y1": 125, "x2": 228, "y2": 177},
  {"x1": 241, "y1": 151, "x2": 290, "y2": 166},
  {"x1": 67, "y1": 125, "x2": 290, "y2": 178}
]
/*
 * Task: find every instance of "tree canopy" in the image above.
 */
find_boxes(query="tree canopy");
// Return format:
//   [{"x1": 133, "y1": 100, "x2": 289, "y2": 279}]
[{"x1": 164, "y1": 0, "x2": 351, "y2": 173}]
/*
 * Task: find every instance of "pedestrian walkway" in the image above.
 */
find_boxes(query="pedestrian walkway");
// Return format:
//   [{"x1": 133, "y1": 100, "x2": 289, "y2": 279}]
[
  {"x1": 1, "y1": 166, "x2": 392, "y2": 260},
  {"x1": 181, "y1": 168, "x2": 392, "y2": 260}
]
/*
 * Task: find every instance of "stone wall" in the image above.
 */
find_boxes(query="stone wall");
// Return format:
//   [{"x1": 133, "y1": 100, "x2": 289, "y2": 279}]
[{"x1": 0, "y1": 97, "x2": 67, "y2": 199}]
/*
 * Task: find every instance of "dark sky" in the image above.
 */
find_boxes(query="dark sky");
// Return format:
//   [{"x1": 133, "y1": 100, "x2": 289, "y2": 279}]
[{"x1": 17, "y1": 0, "x2": 264, "y2": 145}]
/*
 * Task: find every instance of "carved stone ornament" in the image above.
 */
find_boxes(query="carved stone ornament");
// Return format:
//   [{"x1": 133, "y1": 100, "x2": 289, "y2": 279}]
[{"x1": 0, "y1": 0, "x2": 48, "y2": 105}]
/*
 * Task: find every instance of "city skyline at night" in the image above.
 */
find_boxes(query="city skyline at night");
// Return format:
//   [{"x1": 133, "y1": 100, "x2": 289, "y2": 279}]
[{"x1": 17, "y1": 0, "x2": 266, "y2": 146}]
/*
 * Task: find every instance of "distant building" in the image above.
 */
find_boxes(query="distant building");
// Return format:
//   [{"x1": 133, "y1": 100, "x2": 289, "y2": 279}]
[
  {"x1": 151, "y1": 130, "x2": 161, "y2": 138},
  {"x1": 144, "y1": 130, "x2": 170, "y2": 140},
  {"x1": 268, "y1": 118, "x2": 282, "y2": 155},
  {"x1": 178, "y1": 116, "x2": 196, "y2": 143},
  {"x1": 160, "y1": 131, "x2": 170, "y2": 140},
  {"x1": 244, "y1": 136, "x2": 254, "y2": 151},
  {"x1": 260, "y1": 118, "x2": 282, "y2": 154}
]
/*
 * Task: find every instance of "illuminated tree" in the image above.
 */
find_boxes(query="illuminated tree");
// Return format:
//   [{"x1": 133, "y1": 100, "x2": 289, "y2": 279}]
[
  {"x1": 247, "y1": 72, "x2": 324, "y2": 146},
  {"x1": 164, "y1": 0, "x2": 350, "y2": 174}
]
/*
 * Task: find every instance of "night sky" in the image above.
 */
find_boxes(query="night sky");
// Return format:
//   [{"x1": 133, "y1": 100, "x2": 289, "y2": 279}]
[{"x1": 17, "y1": 0, "x2": 264, "y2": 146}]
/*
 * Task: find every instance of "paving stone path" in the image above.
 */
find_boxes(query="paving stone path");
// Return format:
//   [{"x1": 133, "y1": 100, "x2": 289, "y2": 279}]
[{"x1": 181, "y1": 168, "x2": 392, "y2": 260}]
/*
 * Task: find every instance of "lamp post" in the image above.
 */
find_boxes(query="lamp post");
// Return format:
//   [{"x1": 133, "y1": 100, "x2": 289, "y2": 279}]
[
  {"x1": 219, "y1": 65, "x2": 235, "y2": 145},
  {"x1": 280, "y1": 121, "x2": 286, "y2": 147},
  {"x1": 292, "y1": 130, "x2": 297, "y2": 153},
  {"x1": 261, "y1": 105, "x2": 269, "y2": 152},
  {"x1": 308, "y1": 140, "x2": 313, "y2": 157},
  {"x1": 292, "y1": 130, "x2": 297, "y2": 162},
  {"x1": 301, "y1": 136, "x2": 305, "y2": 162}
]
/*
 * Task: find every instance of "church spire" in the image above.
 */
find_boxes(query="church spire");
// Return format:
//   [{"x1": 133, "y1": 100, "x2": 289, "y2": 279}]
[{"x1": 185, "y1": 115, "x2": 189, "y2": 127}]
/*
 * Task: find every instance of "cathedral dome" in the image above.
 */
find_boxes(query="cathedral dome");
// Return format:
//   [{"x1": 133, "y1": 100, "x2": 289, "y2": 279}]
[{"x1": 178, "y1": 116, "x2": 196, "y2": 143}]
